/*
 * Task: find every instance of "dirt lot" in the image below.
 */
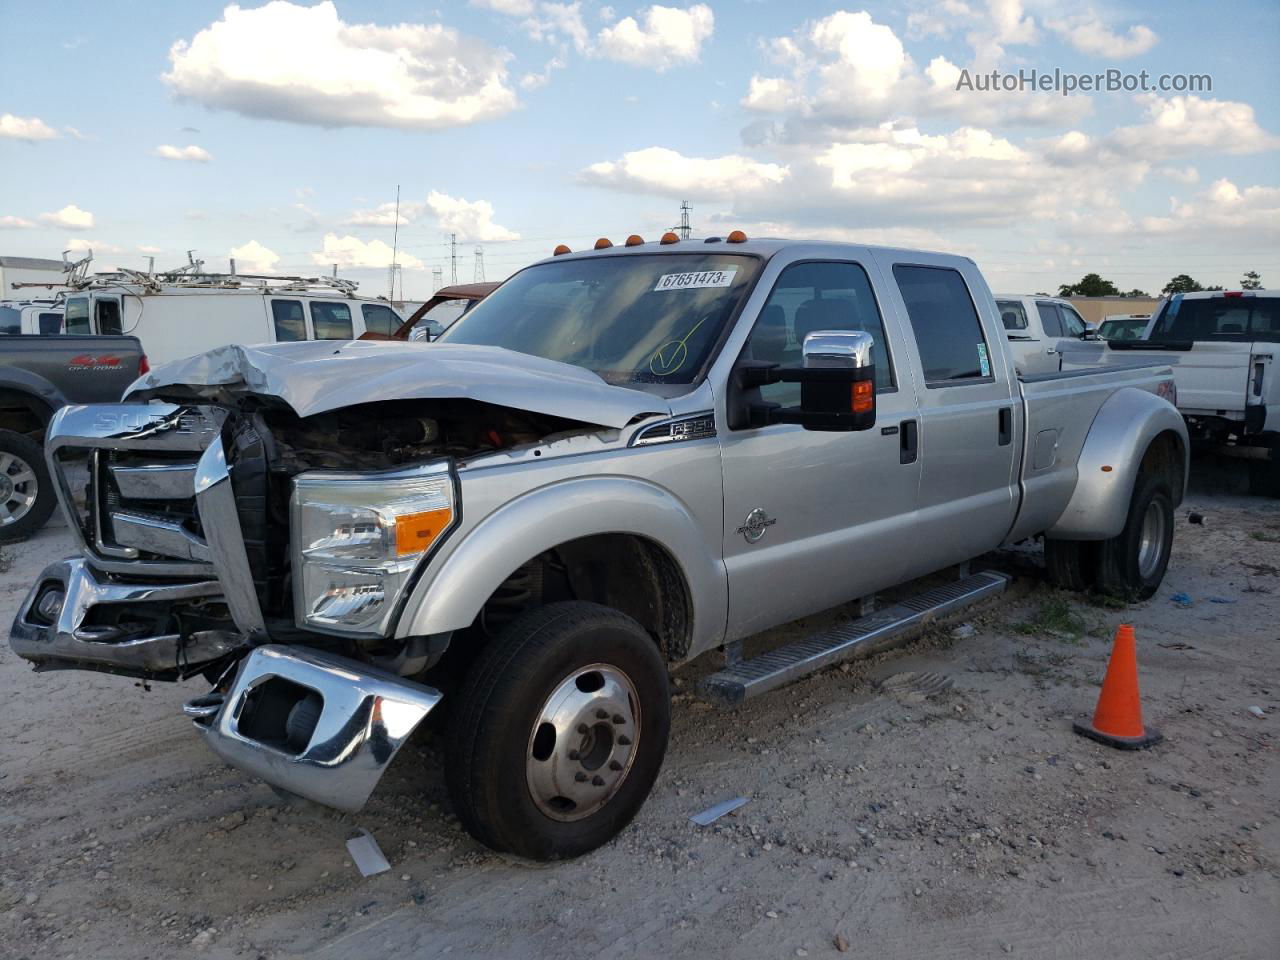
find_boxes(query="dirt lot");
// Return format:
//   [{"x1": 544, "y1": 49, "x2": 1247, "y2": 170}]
[{"x1": 2, "y1": 462, "x2": 1277, "y2": 960}]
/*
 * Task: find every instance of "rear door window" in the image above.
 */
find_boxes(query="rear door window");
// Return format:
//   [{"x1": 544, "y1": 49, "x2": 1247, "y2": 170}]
[
  {"x1": 64, "y1": 297, "x2": 91, "y2": 334},
  {"x1": 1036, "y1": 302, "x2": 1064, "y2": 337},
  {"x1": 311, "y1": 301, "x2": 354, "y2": 340},
  {"x1": 271, "y1": 299, "x2": 307, "y2": 342},
  {"x1": 361, "y1": 303, "x2": 400, "y2": 336},
  {"x1": 38, "y1": 312, "x2": 62, "y2": 334},
  {"x1": 893, "y1": 265, "x2": 992, "y2": 384},
  {"x1": 95, "y1": 298, "x2": 123, "y2": 335},
  {"x1": 997, "y1": 300, "x2": 1029, "y2": 332}
]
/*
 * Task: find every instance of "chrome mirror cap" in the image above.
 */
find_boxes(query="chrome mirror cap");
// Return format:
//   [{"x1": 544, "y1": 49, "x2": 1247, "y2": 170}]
[{"x1": 802, "y1": 329, "x2": 873, "y2": 369}]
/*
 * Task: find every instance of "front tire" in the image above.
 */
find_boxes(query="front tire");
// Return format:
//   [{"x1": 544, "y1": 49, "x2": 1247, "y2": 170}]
[
  {"x1": 0, "y1": 429, "x2": 56, "y2": 543},
  {"x1": 1096, "y1": 472, "x2": 1174, "y2": 601},
  {"x1": 445, "y1": 601, "x2": 670, "y2": 860}
]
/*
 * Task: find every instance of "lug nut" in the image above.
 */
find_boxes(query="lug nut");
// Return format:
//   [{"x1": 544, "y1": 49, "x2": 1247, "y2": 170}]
[
  {"x1": 608, "y1": 760, "x2": 622, "y2": 771},
  {"x1": 568, "y1": 750, "x2": 580, "y2": 761},
  {"x1": 617, "y1": 735, "x2": 632, "y2": 746},
  {"x1": 596, "y1": 708, "x2": 608, "y2": 719},
  {"x1": 577, "y1": 723, "x2": 589, "y2": 734},
  {"x1": 612, "y1": 714, "x2": 625, "y2": 724},
  {"x1": 591, "y1": 775, "x2": 605, "y2": 786},
  {"x1": 575, "y1": 772, "x2": 588, "y2": 782}
]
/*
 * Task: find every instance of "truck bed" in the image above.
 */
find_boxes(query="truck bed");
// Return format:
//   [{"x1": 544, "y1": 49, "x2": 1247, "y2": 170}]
[
  {"x1": 0, "y1": 334, "x2": 145, "y2": 407},
  {"x1": 1060, "y1": 339, "x2": 1254, "y2": 416}
]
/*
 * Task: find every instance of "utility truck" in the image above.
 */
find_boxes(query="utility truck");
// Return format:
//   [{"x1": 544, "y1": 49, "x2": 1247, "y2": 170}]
[{"x1": 11, "y1": 235, "x2": 1187, "y2": 860}]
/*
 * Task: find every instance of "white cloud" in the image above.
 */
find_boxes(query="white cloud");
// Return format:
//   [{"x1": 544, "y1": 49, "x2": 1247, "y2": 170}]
[
  {"x1": 154, "y1": 144, "x2": 212, "y2": 162},
  {"x1": 138, "y1": 245, "x2": 164, "y2": 254},
  {"x1": 66, "y1": 238, "x2": 124, "y2": 254},
  {"x1": 39, "y1": 204, "x2": 95, "y2": 230},
  {"x1": 1141, "y1": 179, "x2": 1280, "y2": 244},
  {"x1": 1047, "y1": 15, "x2": 1157, "y2": 59},
  {"x1": 905, "y1": 0, "x2": 974, "y2": 39},
  {"x1": 580, "y1": 147, "x2": 789, "y2": 198},
  {"x1": 520, "y1": 56, "x2": 565, "y2": 90},
  {"x1": 1110, "y1": 95, "x2": 1280, "y2": 155},
  {"x1": 230, "y1": 240, "x2": 281, "y2": 273},
  {"x1": 1158, "y1": 165, "x2": 1199, "y2": 185},
  {"x1": 63, "y1": 126, "x2": 88, "y2": 140},
  {"x1": 596, "y1": 4, "x2": 713, "y2": 70},
  {"x1": 164, "y1": 1, "x2": 517, "y2": 130},
  {"x1": 0, "y1": 216, "x2": 35, "y2": 229},
  {"x1": 0, "y1": 113, "x2": 59, "y2": 141},
  {"x1": 471, "y1": 0, "x2": 536, "y2": 13},
  {"x1": 425, "y1": 191, "x2": 520, "y2": 241},
  {"x1": 343, "y1": 201, "x2": 421, "y2": 226},
  {"x1": 311, "y1": 234, "x2": 424, "y2": 270},
  {"x1": 741, "y1": 76, "x2": 798, "y2": 113}
]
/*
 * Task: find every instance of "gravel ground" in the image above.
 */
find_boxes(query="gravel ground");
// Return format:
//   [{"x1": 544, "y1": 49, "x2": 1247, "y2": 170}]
[{"x1": 1, "y1": 460, "x2": 1277, "y2": 959}]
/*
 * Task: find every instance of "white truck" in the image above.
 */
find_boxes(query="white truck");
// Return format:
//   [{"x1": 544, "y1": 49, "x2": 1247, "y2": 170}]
[
  {"x1": 996, "y1": 294, "x2": 1092, "y2": 375},
  {"x1": 1062, "y1": 290, "x2": 1279, "y2": 496}
]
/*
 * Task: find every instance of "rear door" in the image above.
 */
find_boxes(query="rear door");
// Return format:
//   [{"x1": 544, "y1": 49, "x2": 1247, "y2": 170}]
[{"x1": 880, "y1": 257, "x2": 1020, "y2": 573}]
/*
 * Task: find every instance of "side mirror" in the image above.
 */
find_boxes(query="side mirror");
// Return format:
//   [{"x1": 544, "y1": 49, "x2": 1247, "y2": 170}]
[{"x1": 734, "y1": 329, "x2": 876, "y2": 432}]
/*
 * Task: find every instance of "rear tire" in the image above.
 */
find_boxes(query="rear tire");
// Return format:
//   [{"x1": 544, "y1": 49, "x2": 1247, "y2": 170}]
[
  {"x1": 445, "y1": 601, "x2": 670, "y2": 860},
  {"x1": 1096, "y1": 472, "x2": 1174, "y2": 601},
  {"x1": 0, "y1": 429, "x2": 56, "y2": 543},
  {"x1": 1043, "y1": 538, "x2": 1098, "y2": 592}
]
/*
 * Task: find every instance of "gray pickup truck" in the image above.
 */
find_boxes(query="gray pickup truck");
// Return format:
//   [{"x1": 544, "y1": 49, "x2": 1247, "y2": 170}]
[
  {"x1": 9, "y1": 238, "x2": 1187, "y2": 859},
  {"x1": 0, "y1": 334, "x2": 146, "y2": 540}
]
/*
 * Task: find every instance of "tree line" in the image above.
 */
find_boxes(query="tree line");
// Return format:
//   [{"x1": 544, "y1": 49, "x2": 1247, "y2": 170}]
[{"x1": 1055, "y1": 270, "x2": 1263, "y2": 298}]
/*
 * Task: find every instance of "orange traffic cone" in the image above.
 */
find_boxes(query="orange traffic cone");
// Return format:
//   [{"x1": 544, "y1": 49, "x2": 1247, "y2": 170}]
[{"x1": 1073, "y1": 624, "x2": 1163, "y2": 750}]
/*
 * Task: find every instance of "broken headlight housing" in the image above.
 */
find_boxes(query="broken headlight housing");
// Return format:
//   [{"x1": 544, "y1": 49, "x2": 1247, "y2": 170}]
[{"x1": 290, "y1": 462, "x2": 456, "y2": 637}]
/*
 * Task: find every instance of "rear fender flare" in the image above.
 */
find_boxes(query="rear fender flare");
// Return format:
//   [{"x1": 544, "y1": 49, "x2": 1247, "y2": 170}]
[{"x1": 1046, "y1": 387, "x2": 1188, "y2": 540}]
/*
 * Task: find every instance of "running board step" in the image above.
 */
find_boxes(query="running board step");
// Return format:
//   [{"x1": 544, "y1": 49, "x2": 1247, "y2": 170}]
[{"x1": 701, "y1": 571, "x2": 1010, "y2": 707}]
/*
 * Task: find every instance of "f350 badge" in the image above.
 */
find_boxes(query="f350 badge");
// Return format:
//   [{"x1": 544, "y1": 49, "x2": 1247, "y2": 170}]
[{"x1": 737, "y1": 508, "x2": 777, "y2": 544}]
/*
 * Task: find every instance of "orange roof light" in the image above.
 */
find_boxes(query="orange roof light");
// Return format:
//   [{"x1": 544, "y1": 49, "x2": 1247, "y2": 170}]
[
  {"x1": 625, "y1": 234, "x2": 644, "y2": 247},
  {"x1": 552, "y1": 244, "x2": 571, "y2": 256},
  {"x1": 594, "y1": 237, "x2": 613, "y2": 250},
  {"x1": 727, "y1": 230, "x2": 748, "y2": 243},
  {"x1": 660, "y1": 232, "x2": 680, "y2": 245}
]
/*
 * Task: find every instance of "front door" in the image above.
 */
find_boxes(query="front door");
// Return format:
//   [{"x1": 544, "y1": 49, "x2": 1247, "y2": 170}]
[{"x1": 720, "y1": 257, "x2": 921, "y2": 641}]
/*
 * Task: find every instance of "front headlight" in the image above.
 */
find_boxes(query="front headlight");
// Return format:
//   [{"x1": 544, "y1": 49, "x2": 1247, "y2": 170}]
[{"x1": 291, "y1": 463, "x2": 456, "y2": 637}]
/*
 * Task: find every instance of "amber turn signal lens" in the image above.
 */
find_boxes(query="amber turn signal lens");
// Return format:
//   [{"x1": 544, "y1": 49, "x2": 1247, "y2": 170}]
[
  {"x1": 395, "y1": 507, "x2": 452, "y2": 557},
  {"x1": 660, "y1": 232, "x2": 679, "y2": 244},
  {"x1": 552, "y1": 244, "x2": 571, "y2": 256},
  {"x1": 625, "y1": 234, "x2": 644, "y2": 246},
  {"x1": 851, "y1": 380, "x2": 874, "y2": 414},
  {"x1": 594, "y1": 237, "x2": 613, "y2": 249},
  {"x1": 726, "y1": 230, "x2": 748, "y2": 243}
]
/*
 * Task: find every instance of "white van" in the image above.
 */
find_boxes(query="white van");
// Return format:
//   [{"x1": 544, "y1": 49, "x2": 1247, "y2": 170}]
[{"x1": 59, "y1": 270, "x2": 405, "y2": 367}]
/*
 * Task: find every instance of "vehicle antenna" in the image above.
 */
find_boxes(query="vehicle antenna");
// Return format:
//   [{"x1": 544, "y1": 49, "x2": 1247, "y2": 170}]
[{"x1": 389, "y1": 184, "x2": 401, "y2": 301}]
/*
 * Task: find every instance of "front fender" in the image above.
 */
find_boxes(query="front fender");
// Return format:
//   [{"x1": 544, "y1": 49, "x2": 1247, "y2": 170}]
[
  {"x1": 394, "y1": 476, "x2": 727, "y2": 658},
  {"x1": 1046, "y1": 387, "x2": 1188, "y2": 540}
]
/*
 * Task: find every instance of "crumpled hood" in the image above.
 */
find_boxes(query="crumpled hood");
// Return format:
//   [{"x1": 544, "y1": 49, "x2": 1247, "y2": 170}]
[{"x1": 127, "y1": 340, "x2": 670, "y2": 428}]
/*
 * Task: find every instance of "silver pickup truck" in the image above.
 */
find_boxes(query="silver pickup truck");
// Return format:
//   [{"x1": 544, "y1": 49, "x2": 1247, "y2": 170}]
[{"x1": 9, "y1": 238, "x2": 1187, "y2": 860}]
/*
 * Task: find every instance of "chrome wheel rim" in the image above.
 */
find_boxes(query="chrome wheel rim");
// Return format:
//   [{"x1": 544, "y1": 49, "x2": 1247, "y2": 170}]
[
  {"x1": 0, "y1": 451, "x2": 38, "y2": 527},
  {"x1": 525, "y1": 663, "x2": 641, "y2": 822},
  {"x1": 1137, "y1": 498, "x2": 1167, "y2": 580}
]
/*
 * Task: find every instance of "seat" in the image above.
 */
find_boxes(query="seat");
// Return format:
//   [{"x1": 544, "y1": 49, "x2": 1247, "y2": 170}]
[
  {"x1": 1001, "y1": 310, "x2": 1021, "y2": 330},
  {"x1": 793, "y1": 298, "x2": 848, "y2": 347}
]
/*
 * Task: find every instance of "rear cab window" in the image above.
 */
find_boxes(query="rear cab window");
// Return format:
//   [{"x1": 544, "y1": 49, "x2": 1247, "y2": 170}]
[
  {"x1": 1149, "y1": 295, "x2": 1279, "y2": 342},
  {"x1": 742, "y1": 260, "x2": 895, "y2": 413},
  {"x1": 38, "y1": 312, "x2": 62, "y2": 334},
  {"x1": 311, "y1": 301, "x2": 354, "y2": 340},
  {"x1": 271, "y1": 299, "x2": 307, "y2": 342},
  {"x1": 893, "y1": 265, "x2": 993, "y2": 385}
]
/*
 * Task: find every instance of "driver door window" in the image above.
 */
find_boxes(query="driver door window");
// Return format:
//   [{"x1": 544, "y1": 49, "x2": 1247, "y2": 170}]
[{"x1": 743, "y1": 260, "x2": 895, "y2": 411}]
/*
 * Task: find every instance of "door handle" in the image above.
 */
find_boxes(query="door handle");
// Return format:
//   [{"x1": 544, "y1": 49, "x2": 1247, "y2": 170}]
[
  {"x1": 998, "y1": 407, "x2": 1012, "y2": 446},
  {"x1": 900, "y1": 419, "x2": 918, "y2": 464}
]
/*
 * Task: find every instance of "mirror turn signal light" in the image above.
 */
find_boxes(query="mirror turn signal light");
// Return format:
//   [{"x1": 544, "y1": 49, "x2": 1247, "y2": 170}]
[
  {"x1": 727, "y1": 230, "x2": 748, "y2": 243},
  {"x1": 625, "y1": 234, "x2": 644, "y2": 246},
  {"x1": 660, "y1": 232, "x2": 680, "y2": 244},
  {"x1": 395, "y1": 507, "x2": 453, "y2": 557},
  {"x1": 553, "y1": 244, "x2": 571, "y2": 256},
  {"x1": 851, "y1": 380, "x2": 874, "y2": 415},
  {"x1": 594, "y1": 237, "x2": 613, "y2": 249}
]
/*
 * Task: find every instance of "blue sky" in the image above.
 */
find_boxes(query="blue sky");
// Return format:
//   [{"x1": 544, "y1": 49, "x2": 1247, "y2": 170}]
[{"x1": 1, "y1": 0, "x2": 1276, "y2": 298}]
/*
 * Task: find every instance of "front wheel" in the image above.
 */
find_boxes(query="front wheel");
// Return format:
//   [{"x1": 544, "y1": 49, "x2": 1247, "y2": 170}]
[
  {"x1": 0, "y1": 429, "x2": 56, "y2": 543},
  {"x1": 445, "y1": 601, "x2": 670, "y2": 860},
  {"x1": 1096, "y1": 472, "x2": 1174, "y2": 601}
]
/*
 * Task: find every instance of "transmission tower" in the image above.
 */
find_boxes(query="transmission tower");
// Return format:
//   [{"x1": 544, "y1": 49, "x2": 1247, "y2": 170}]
[
  {"x1": 473, "y1": 246, "x2": 485, "y2": 283},
  {"x1": 449, "y1": 234, "x2": 458, "y2": 284},
  {"x1": 678, "y1": 200, "x2": 692, "y2": 239},
  {"x1": 431, "y1": 266, "x2": 443, "y2": 292}
]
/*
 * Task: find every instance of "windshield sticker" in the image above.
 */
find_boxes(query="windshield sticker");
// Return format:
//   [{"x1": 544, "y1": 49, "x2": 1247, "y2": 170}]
[
  {"x1": 977, "y1": 343, "x2": 990, "y2": 377},
  {"x1": 653, "y1": 268, "x2": 737, "y2": 292},
  {"x1": 649, "y1": 317, "x2": 709, "y2": 377}
]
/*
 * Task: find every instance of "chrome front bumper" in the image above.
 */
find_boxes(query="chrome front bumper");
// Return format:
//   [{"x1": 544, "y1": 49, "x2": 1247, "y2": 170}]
[
  {"x1": 10, "y1": 557, "x2": 246, "y2": 675},
  {"x1": 189, "y1": 645, "x2": 442, "y2": 812}
]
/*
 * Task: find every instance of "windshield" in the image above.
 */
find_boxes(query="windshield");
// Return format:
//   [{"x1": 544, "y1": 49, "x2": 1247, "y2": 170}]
[
  {"x1": 438, "y1": 253, "x2": 760, "y2": 387},
  {"x1": 1149, "y1": 295, "x2": 1279, "y2": 342}
]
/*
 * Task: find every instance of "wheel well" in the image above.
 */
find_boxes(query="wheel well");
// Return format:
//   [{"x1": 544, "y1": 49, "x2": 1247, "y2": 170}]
[
  {"x1": 0, "y1": 390, "x2": 51, "y2": 438},
  {"x1": 1141, "y1": 430, "x2": 1185, "y2": 504}
]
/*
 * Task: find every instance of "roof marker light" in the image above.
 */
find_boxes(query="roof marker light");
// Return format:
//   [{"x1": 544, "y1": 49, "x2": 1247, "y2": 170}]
[
  {"x1": 660, "y1": 232, "x2": 680, "y2": 245},
  {"x1": 727, "y1": 230, "x2": 748, "y2": 243},
  {"x1": 553, "y1": 244, "x2": 571, "y2": 256},
  {"x1": 594, "y1": 237, "x2": 613, "y2": 250},
  {"x1": 625, "y1": 234, "x2": 644, "y2": 247}
]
